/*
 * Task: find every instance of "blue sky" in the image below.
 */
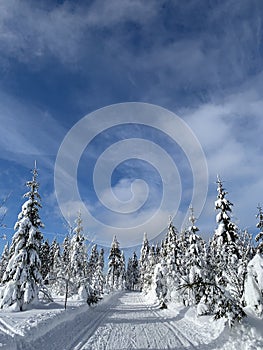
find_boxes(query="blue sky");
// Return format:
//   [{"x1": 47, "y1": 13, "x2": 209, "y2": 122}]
[{"x1": 0, "y1": 0, "x2": 263, "y2": 251}]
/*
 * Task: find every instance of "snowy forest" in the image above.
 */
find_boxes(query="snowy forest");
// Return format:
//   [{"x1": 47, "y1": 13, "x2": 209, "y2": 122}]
[{"x1": 0, "y1": 165, "x2": 262, "y2": 329}]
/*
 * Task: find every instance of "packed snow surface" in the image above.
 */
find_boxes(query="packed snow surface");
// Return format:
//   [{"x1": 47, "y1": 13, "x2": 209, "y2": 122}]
[{"x1": 0, "y1": 291, "x2": 262, "y2": 349}]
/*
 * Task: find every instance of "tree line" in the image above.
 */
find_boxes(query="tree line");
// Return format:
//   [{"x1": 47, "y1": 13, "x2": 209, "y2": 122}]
[
  {"x1": 0, "y1": 166, "x2": 262, "y2": 329},
  {"x1": 137, "y1": 176, "x2": 263, "y2": 326}
]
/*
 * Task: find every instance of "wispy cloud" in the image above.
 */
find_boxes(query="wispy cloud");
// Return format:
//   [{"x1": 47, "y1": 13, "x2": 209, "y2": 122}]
[
  {"x1": 183, "y1": 79, "x2": 263, "y2": 232},
  {"x1": 0, "y1": 91, "x2": 66, "y2": 165},
  {"x1": 0, "y1": 0, "x2": 158, "y2": 68},
  {"x1": 0, "y1": 0, "x2": 262, "y2": 110}
]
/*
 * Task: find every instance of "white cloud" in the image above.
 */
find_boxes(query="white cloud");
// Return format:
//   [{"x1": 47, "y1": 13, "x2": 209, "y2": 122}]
[
  {"x1": 182, "y1": 82, "x2": 263, "y2": 233},
  {"x1": 0, "y1": 0, "x2": 158, "y2": 67},
  {"x1": 0, "y1": 205, "x2": 7, "y2": 217},
  {"x1": 0, "y1": 0, "x2": 85, "y2": 65},
  {"x1": 0, "y1": 91, "x2": 66, "y2": 165},
  {"x1": 85, "y1": 0, "x2": 157, "y2": 27},
  {"x1": 99, "y1": 178, "x2": 149, "y2": 214}
]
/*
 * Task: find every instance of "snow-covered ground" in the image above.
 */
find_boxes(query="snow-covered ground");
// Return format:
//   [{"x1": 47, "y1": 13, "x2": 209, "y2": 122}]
[{"x1": 0, "y1": 291, "x2": 262, "y2": 350}]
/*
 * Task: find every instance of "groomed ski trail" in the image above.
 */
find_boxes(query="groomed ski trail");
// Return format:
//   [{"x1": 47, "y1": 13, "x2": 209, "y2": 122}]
[
  {"x1": 15, "y1": 291, "x2": 222, "y2": 350},
  {"x1": 76, "y1": 292, "x2": 215, "y2": 350}
]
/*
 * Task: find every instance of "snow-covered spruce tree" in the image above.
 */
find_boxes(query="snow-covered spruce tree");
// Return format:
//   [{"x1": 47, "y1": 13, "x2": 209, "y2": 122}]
[
  {"x1": 161, "y1": 217, "x2": 178, "y2": 260},
  {"x1": 152, "y1": 261, "x2": 168, "y2": 307},
  {"x1": 58, "y1": 234, "x2": 72, "y2": 298},
  {"x1": 61, "y1": 235, "x2": 71, "y2": 271},
  {"x1": 39, "y1": 239, "x2": 50, "y2": 282},
  {"x1": 126, "y1": 257, "x2": 133, "y2": 290},
  {"x1": 158, "y1": 219, "x2": 179, "y2": 303},
  {"x1": 70, "y1": 212, "x2": 88, "y2": 298},
  {"x1": 55, "y1": 231, "x2": 77, "y2": 309},
  {"x1": 107, "y1": 236, "x2": 125, "y2": 291},
  {"x1": 92, "y1": 248, "x2": 105, "y2": 296},
  {"x1": 197, "y1": 248, "x2": 246, "y2": 327},
  {"x1": 255, "y1": 204, "x2": 263, "y2": 254},
  {"x1": 0, "y1": 165, "x2": 44, "y2": 311},
  {"x1": 119, "y1": 251, "x2": 126, "y2": 290},
  {"x1": 126, "y1": 252, "x2": 139, "y2": 291},
  {"x1": 210, "y1": 177, "x2": 239, "y2": 285},
  {"x1": 177, "y1": 227, "x2": 191, "y2": 273},
  {"x1": 155, "y1": 243, "x2": 161, "y2": 264},
  {"x1": 196, "y1": 241, "x2": 215, "y2": 316},
  {"x1": 171, "y1": 227, "x2": 192, "y2": 305},
  {"x1": 48, "y1": 239, "x2": 55, "y2": 277},
  {"x1": 48, "y1": 238, "x2": 61, "y2": 288},
  {"x1": 0, "y1": 242, "x2": 9, "y2": 283},
  {"x1": 98, "y1": 248, "x2": 105, "y2": 294},
  {"x1": 87, "y1": 244, "x2": 99, "y2": 288},
  {"x1": 143, "y1": 245, "x2": 157, "y2": 293},
  {"x1": 139, "y1": 233, "x2": 150, "y2": 291},
  {"x1": 207, "y1": 177, "x2": 245, "y2": 326},
  {"x1": 179, "y1": 206, "x2": 206, "y2": 306},
  {"x1": 212, "y1": 176, "x2": 239, "y2": 270},
  {"x1": 87, "y1": 243, "x2": 105, "y2": 300}
]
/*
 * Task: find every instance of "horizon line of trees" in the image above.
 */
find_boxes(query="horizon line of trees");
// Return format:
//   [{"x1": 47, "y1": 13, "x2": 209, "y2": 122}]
[{"x1": 0, "y1": 166, "x2": 262, "y2": 329}]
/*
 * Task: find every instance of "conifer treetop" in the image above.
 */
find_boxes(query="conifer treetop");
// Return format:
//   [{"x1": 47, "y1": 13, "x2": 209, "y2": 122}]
[
  {"x1": 255, "y1": 204, "x2": 263, "y2": 253},
  {"x1": 111, "y1": 235, "x2": 120, "y2": 249},
  {"x1": 256, "y1": 204, "x2": 263, "y2": 230},
  {"x1": 73, "y1": 211, "x2": 83, "y2": 235},
  {"x1": 21, "y1": 163, "x2": 44, "y2": 229},
  {"x1": 213, "y1": 176, "x2": 238, "y2": 245},
  {"x1": 188, "y1": 205, "x2": 199, "y2": 234}
]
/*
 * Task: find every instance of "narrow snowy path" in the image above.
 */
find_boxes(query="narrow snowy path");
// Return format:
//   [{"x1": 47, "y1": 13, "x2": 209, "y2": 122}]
[
  {"x1": 70, "y1": 292, "x2": 219, "y2": 350},
  {"x1": 13, "y1": 291, "x2": 223, "y2": 350}
]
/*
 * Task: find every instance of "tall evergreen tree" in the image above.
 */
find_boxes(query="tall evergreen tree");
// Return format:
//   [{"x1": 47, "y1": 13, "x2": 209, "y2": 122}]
[
  {"x1": 0, "y1": 242, "x2": 9, "y2": 283},
  {"x1": 39, "y1": 239, "x2": 50, "y2": 282},
  {"x1": 0, "y1": 164, "x2": 44, "y2": 310},
  {"x1": 63, "y1": 234, "x2": 71, "y2": 256},
  {"x1": 255, "y1": 204, "x2": 263, "y2": 254},
  {"x1": 161, "y1": 218, "x2": 178, "y2": 275},
  {"x1": 126, "y1": 252, "x2": 139, "y2": 291},
  {"x1": 48, "y1": 238, "x2": 61, "y2": 287},
  {"x1": 211, "y1": 176, "x2": 239, "y2": 279},
  {"x1": 93, "y1": 248, "x2": 105, "y2": 296},
  {"x1": 213, "y1": 176, "x2": 238, "y2": 242},
  {"x1": 70, "y1": 212, "x2": 86, "y2": 295},
  {"x1": 87, "y1": 244, "x2": 99, "y2": 288},
  {"x1": 143, "y1": 245, "x2": 156, "y2": 293},
  {"x1": 162, "y1": 217, "x2": 178, "y2": 259},
  {"x1": 206, "y1": 177, "x2": 245, "y2": 325},
  {"x1": 88, "y1": 244, "x2": 106, "y2": 299},
  {"x1": 160, "y1": 219, "x2": 180, "y2": 302},
  {"x1": 119, "y1": 251, "x2": 126, "y2": 290},
  {"x1": 139, "y1": 233, "x2": 150, "y2": 291},
  {"x1": 56, "y1": 230, "x2": 75, "y2": 308},
  {"x1": 61, "y1": 235, "x2": 71, "y2": 275},
  {"x1": 181, "y1": 206, "x2": 206, "y2": 305},
  {"x1": 58, "y1": 234, "x2": 72, "y2": 297},
  {"x1": 107, "y1": 236, "x2": 124, "y2": 291}
]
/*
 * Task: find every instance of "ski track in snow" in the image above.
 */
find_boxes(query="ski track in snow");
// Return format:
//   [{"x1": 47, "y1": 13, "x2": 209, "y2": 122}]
[
  {"x1": 19, "y1": 291, "x2": 219, "y2": 350},
  {"x1": 0, "y1": 319, "x2": 24, "y2": 338},
  {"x1": 0, "y1": 291, "x2": 262, "y2": 350}
]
